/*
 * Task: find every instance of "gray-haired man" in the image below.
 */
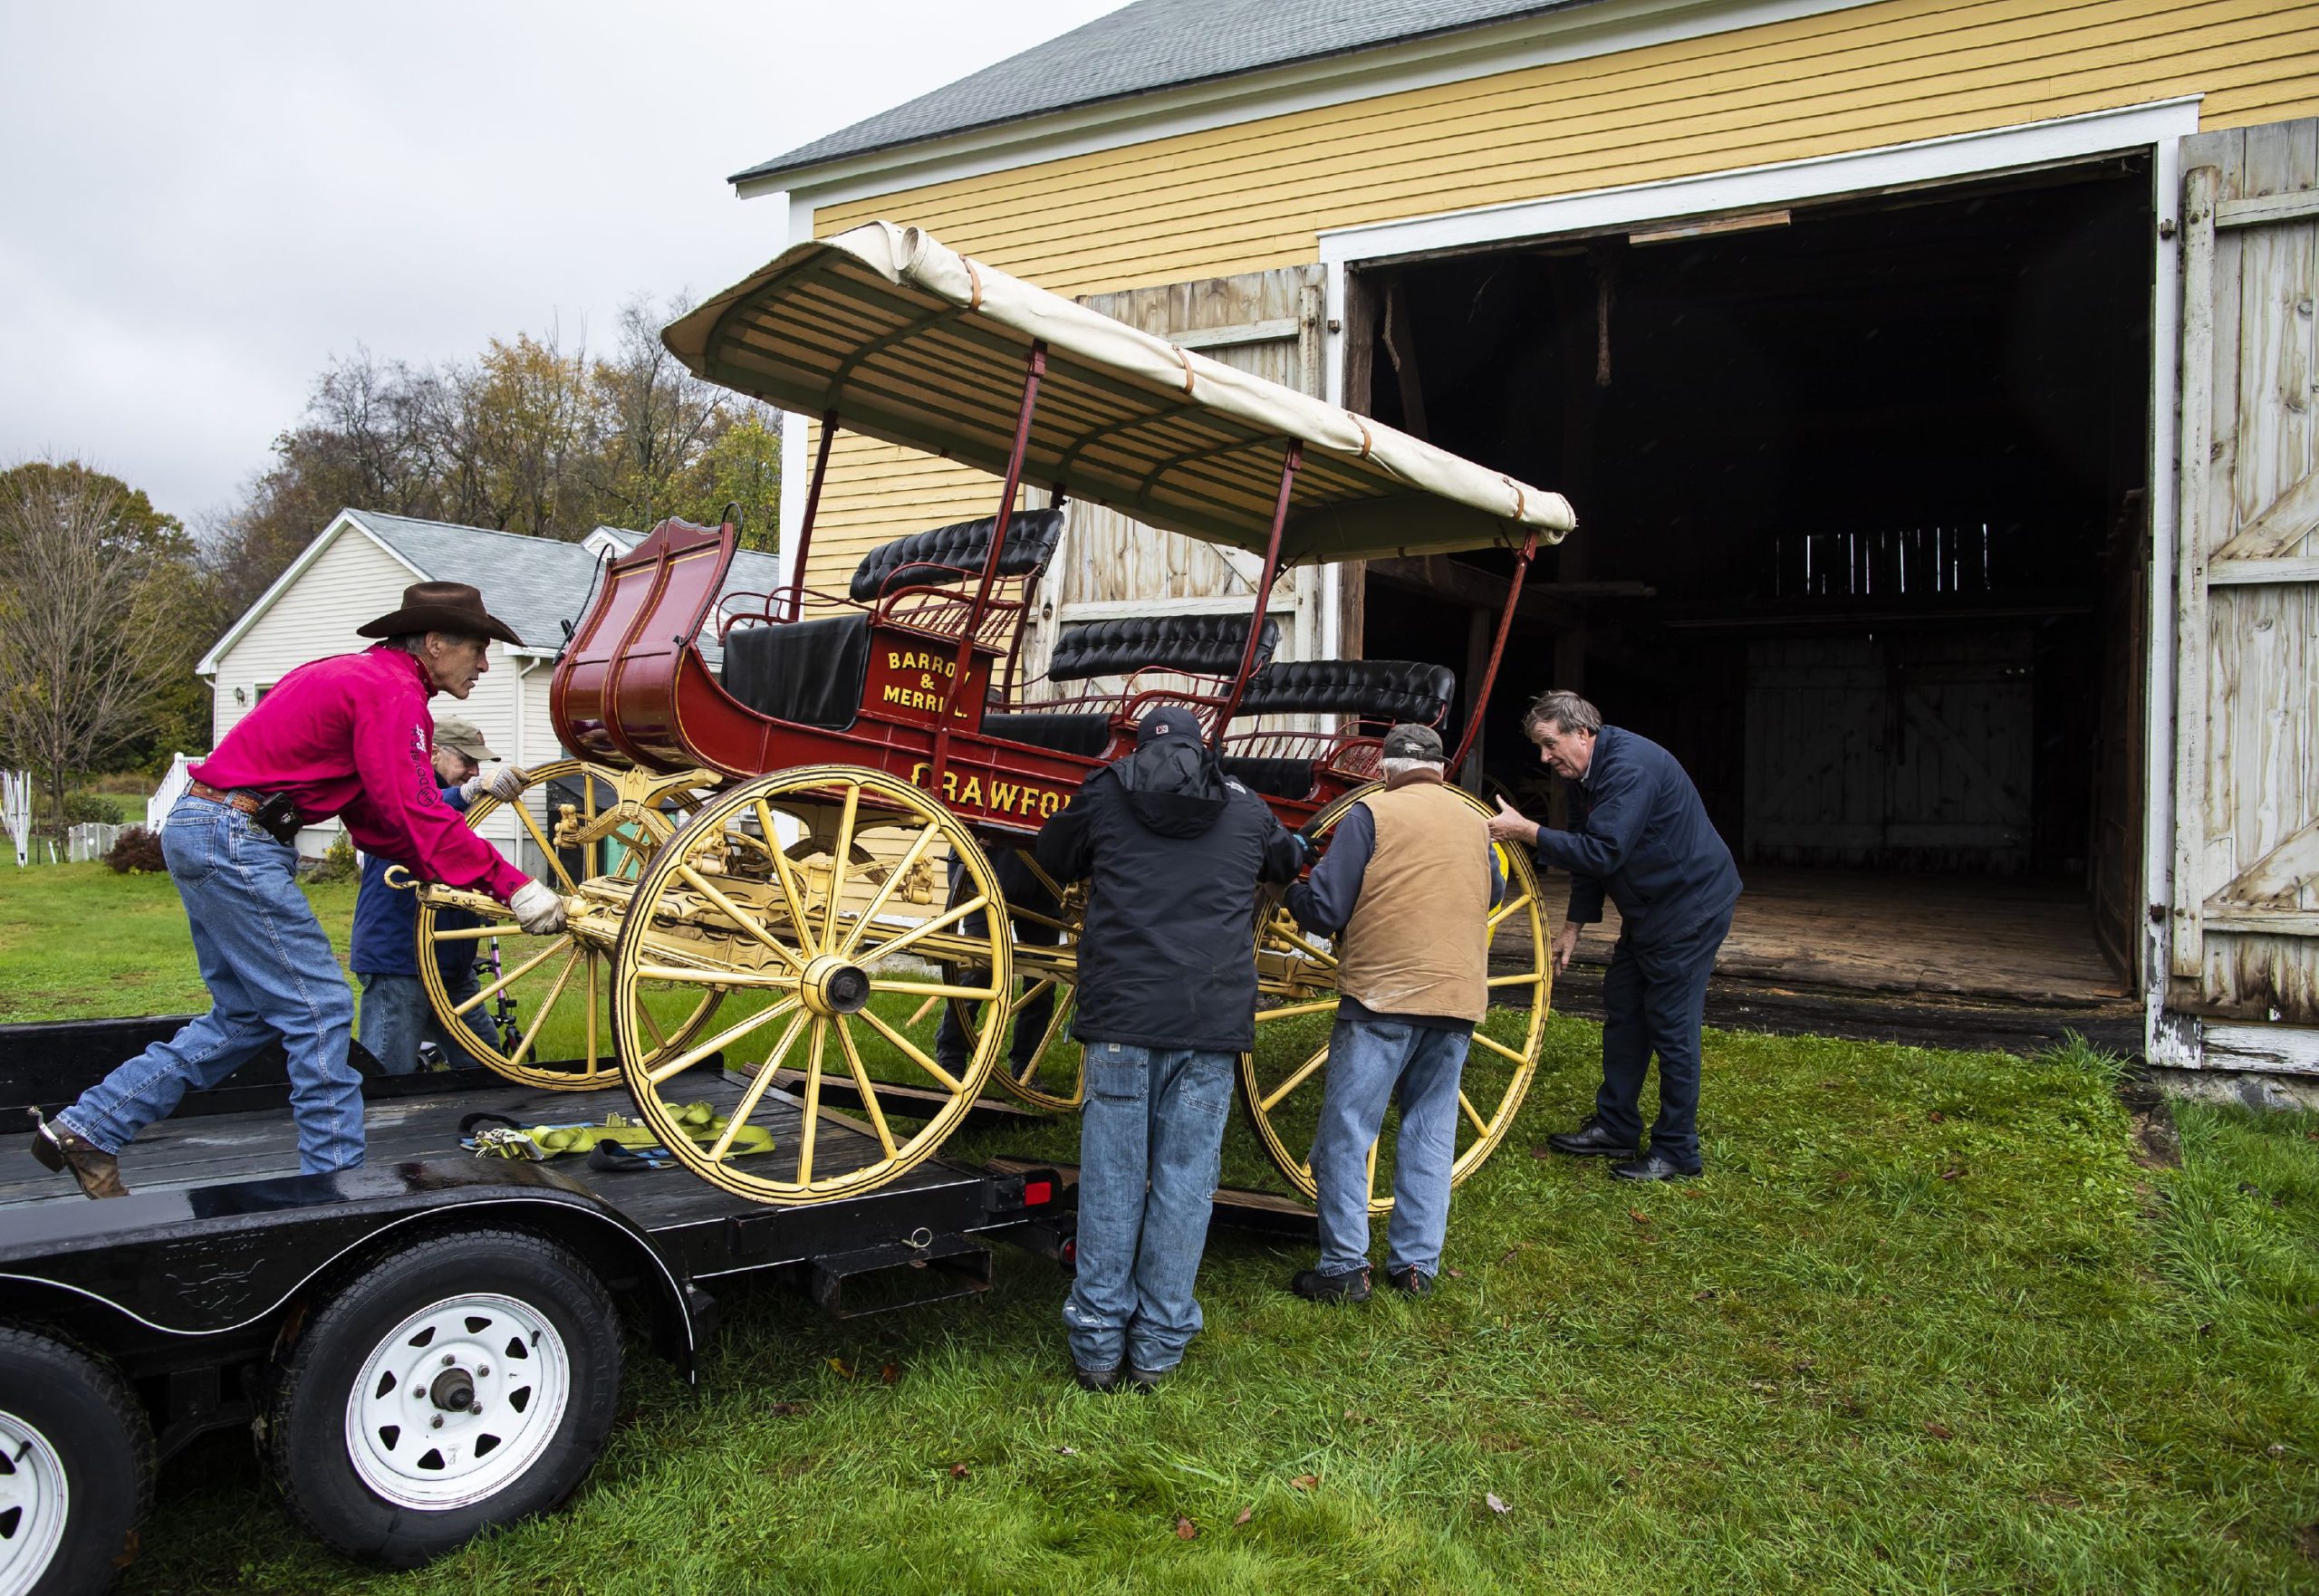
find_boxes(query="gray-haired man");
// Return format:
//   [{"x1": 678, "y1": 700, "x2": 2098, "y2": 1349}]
[
  {"x1": 1487, "y1": 689, "x2": 1740, "y2": 1180},
  {"x1": 1284, "y1": 724, "x2": 1502, "y2": 1301}
]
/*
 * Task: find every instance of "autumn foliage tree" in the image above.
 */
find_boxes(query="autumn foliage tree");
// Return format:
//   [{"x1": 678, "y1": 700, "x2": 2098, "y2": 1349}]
[
  {"x1": 205, "y1": 295, "x2": 780, "y2": 620},
  {"x1": 0, "y1": 461, "x2": 203, "y2": 826}
]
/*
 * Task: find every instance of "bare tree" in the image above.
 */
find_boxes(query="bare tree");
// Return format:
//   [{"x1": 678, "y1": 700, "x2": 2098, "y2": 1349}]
[{"x1": 0, "y1": 461, "x2": 190, "y2": 827}]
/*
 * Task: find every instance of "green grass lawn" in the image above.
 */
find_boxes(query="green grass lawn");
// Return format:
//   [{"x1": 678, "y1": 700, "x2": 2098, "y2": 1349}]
[{"x1": 7, "y1": 868, "x2": 2317, "y2": 1591}]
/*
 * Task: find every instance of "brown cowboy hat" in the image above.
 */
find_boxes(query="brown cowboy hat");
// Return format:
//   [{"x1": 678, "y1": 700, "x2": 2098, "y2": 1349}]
[{"x1": 357, "y1": 582, "x2": 522, "y2": 647}]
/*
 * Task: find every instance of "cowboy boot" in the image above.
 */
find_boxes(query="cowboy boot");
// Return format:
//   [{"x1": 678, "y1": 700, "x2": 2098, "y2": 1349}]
[{"x1": 28, "y1": 1110, "x2": 129, "y2": 1198}]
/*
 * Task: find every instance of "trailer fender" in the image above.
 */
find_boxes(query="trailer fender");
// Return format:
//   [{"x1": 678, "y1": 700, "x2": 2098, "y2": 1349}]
[{"x1": 0, "y1": 1159, "x2": 699, "y2": 1378}]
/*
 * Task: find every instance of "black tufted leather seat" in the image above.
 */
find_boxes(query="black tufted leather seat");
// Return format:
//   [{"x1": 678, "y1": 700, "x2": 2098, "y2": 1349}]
[
  {"x1": 1234, "y1": 659, "x2": 1456, "y2": 724},
  {"x1": 849, "y1": 509, "x2": 1064, "y2": 601},
  {"x1": 1221, "y1": 757, "x2": 1316, "y2": 800},
  {"x1": 721, "y1": 614, "x2": 872, "y2": 729},
  {"x1": 980, "y1": 710, "x2": 1114, "y2": 757},
  {"x1": 1049, "y1": 613, "x2": 1279, "y2": 682}
]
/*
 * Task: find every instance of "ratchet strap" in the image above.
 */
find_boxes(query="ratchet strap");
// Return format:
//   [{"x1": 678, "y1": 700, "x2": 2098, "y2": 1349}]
[{"x1": 467, "y1": 1101, "x2": 774, "y2": 1162}]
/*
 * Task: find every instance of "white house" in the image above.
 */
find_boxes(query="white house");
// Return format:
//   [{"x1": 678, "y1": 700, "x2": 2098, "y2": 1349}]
[{"x1": 195, "y1": 508, "x2": 782, "y2": 861}]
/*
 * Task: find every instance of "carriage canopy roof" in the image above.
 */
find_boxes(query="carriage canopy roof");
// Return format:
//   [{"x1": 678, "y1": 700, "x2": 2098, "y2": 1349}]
[{"x1": 664, "y1": 222, "x2": 1574, "y2": 565}]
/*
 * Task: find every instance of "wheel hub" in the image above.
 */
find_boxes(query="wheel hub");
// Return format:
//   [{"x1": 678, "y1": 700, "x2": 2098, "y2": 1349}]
[{"x1": 801, "y1": 955, "x2": 871, "y2": 1016}]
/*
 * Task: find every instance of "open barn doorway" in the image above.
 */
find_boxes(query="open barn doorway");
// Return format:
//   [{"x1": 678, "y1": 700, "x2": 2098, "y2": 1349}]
[{"x1": 1351, "y1": 159, "x2": 2153, "y2": 1031}]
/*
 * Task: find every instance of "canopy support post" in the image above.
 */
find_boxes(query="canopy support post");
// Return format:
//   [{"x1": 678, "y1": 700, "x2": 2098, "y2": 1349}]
[
  {"x1": 784, "y1": 409, "x2": 838, "y2": 622},
  {"x1": 1211, "y1": 441, "x2": 1301, "y2": 749},
  {"x1": 932, "y1": 341, "x2": 1046, "y2": 788},
  {"x1": 1447, "y1": 530, "x2": 1536, "y2": 776}
]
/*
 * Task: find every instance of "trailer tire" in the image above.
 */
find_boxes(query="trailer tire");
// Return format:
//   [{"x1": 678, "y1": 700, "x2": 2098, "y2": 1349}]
[
  {"x1": 262, "y1": 1229, "x2": 621, "y2": 1568},
  {"x1": 0, "y1": 1326, "x2": 152, "y2": 1596}
]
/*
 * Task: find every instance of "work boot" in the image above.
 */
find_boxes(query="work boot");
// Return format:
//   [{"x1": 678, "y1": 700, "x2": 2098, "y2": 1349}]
[
  {"x1": 1073, "y1": 1362, "x2": 1122, "y2": 1393},
  {"x1": 1384, "y1": 1264, "x2": 1435, "y2": 1297},
  {"x1": 1291, "y1": 1264, "x2": 1371, "y2": 1303},
  {"x1": 29, "y1": 1110, "x2": 129, "y2": 1199}
]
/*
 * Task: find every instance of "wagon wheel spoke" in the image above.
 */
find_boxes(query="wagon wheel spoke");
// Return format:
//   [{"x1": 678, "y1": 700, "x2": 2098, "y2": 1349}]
[
  {"x1": 455, "y1": 936, "x2": 570, "y2": 1017},
  {"x1": 1013, "y1": 990, "x2": 1076, "y2": 1090},
  {"x1": 1268, "y1": 921, "x2": 1340, "y2": 968},
  {"x1": 833, "y1": 1014, "x2": 900, "y2": 1161},
  {"x1": 1365, "y1": 1136, "x2": 1381, "y2": 1202},
  {"x1": 855, "y1": 894, "x2": 990, "y2": 966},
  {"x1": 706, "y1": 1009, "x2": 808, "y2": 1160},
  {"x1": 1258, "y1": 1043, "x2": 1329, "y2": 1114},
  {"x1": 837, "y1": 817, "x2": 941, "y2": 957},
  {"x1": 676, "y1": 864, "x2": 807, "y2": 973},
  {"x1": 1487, "y1": 972, "x2": 1545, "y2": 988},
  {"x1": 1487, "y1": 891, "x2": 1535, "y2": 934},
  {"x1": 791, "y1": 1020, "x2": 830, "y2": 1186},
  {"x1": 820, "y1": 783, "x2": 862, "y2": 956},
  {"x1": 1256, "y1": 997, "x2": 1339, "y2": 1022},
  {"x1": 584, "y1": 950, "x2": 601, "y2": 1077},
  {"x1": 853, "y1": 1005, "x2": 965, "y2": 1095},
  {"x1": 505, "y1": 947, "x2": 582, "y2": 1069},
  {"x1": 1458, "y1": 1089, "x2": 1492, "y2": 1139},
  {"x1": 513, "y1": 801, "x2": 577, "y2": 894},
  {"x1": 644, "y1": 995, "x2": 801, "y2": 1086},
  {"x1": 1470, "y1": 1030, "x2": 1529, "y2": 1066},
  {"x1": 755, "y1": 799, "x2": 817, "y2": 951}
]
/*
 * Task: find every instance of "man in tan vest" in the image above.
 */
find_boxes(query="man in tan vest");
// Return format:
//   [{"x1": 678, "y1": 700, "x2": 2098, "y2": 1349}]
[{"x1": 1283, "y1": 724, "x2": 1501, "y2": 1301}]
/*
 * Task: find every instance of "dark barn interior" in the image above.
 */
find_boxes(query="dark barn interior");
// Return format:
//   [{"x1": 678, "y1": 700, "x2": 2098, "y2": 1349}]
[{"x1": 1353, "y1": 161, "x2": 2154, "y2": 1010}]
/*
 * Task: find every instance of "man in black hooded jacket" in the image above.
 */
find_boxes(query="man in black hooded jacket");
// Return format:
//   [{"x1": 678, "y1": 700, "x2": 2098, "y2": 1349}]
[{"x1": 1035, "y1": 706, "x2": 1304, "y2": 1390}]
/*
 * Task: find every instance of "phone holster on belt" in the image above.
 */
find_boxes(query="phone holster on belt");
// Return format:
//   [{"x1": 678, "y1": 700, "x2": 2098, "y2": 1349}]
[{"x1": 251, "y1": 791, "x2": 303, "y2": 846}]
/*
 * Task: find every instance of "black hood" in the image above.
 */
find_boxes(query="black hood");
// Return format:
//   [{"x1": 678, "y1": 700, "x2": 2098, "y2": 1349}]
[{"x1": 1106, "y1": 737, "x2": 1228, "y2": 839}]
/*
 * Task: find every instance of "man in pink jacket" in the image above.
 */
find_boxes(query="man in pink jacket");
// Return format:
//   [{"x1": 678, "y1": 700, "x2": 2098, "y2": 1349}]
[{"x1": 30, "y1": 582, "x2": 568, "y2": 1197}]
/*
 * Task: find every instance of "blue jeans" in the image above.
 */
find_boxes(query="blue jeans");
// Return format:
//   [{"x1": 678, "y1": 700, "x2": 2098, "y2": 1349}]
[
  {"x1": 1312, "y1": 1012, "x2": 1470, "y2": 1279},
  {"x1": 60, "y1": 794, "x2": 364, "y2": 1173},
  {"x1": 1597, "y1": 905, "x2": 1735, "y2": 1168},
  {"x1": 357, "y1": 970, "x2": 499, "y2": 1075},
  {"x1": 1063, "y1": 1043, "x2": 1234, "y2": 1374}
]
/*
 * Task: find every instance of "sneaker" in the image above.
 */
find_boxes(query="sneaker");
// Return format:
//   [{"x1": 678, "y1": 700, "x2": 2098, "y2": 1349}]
[
  {"x1": 1291, "y1": 1265, "x2": 1371, "y2": 1303},
  {"x1": 1385, "y1": 1265, "x2": 1434, "y2": 1297},
  {"x1": 29, "y1": 1111, "x2": 128, "y2": 1199},
  {"x1": 1073, "y1": 1362, "x2": 1122, "y2": 1393}
]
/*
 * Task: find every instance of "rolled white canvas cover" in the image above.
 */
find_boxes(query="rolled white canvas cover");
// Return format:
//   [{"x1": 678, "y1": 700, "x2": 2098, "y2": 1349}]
[{"x1": 664, "y1": 222, "x2": 1573, "y2": 564}]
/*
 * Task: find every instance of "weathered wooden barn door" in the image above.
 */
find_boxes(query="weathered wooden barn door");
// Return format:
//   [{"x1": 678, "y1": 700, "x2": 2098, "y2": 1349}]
[
  {"x1": 1743, "y1": 634, "x2": 2033, "y2": 871},
  {"x1": 1019, "y1": 267, "x2": 1327, "y2": 698},
  {"x1": 2172, "y1": 118, "x2": 2319, "y2": 1046}
]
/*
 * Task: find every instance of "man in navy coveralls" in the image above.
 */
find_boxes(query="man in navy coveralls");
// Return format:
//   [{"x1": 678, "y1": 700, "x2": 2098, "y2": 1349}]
[{"x1": 1487, "y1": 689, "x2": 1741, "y2": 1180}]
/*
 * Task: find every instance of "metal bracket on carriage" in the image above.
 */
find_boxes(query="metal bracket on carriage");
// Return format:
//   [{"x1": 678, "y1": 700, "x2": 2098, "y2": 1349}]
[{"x1": 546, "y1": 765, "x2": 722, "y2": 854}]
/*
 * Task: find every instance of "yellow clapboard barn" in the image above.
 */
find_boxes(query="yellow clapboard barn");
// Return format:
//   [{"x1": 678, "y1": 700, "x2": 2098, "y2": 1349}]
[{"x1": 720, "y1": 0, "x2": 2319, "y2": 1080}]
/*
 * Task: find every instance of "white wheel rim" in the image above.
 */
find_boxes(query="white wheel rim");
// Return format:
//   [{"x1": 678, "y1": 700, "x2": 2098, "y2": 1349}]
[
  {"x1": 0, "y1": 1409, "x2": 70, "y2": 1596},
  {"x1": 343, "y1": 1292, "x2": 573, "y2": 1512}
]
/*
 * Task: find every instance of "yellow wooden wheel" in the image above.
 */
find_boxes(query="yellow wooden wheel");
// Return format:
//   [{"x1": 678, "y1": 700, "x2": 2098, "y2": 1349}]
[
  {"x1": 941, "y1": 844, "x2": 1084, "y2": 1112},
  {"x1": 1239, "y1": 782, "x2": 1550, "y2": 1213},
  {"x1": 417, "y1": 759, "x2": 726, "y2": 1091},
  {"x1": 608, "y1": 764, "x2": 1009, "y2": 1205}
]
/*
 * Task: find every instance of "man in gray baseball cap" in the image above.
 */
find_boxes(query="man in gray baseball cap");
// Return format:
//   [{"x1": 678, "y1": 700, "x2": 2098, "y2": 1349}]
[
  {"x1": 1281, "y1": 722, "x2": 1502, "y2": 1302},
  {"x1": 351, "y1": 716, "x2": 527, "y2": 1073}
]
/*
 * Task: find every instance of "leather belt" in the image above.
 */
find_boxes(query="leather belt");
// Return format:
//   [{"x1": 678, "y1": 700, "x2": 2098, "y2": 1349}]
[{"x1": 188, "y1": 780, "x2": 265, "y2": 815}]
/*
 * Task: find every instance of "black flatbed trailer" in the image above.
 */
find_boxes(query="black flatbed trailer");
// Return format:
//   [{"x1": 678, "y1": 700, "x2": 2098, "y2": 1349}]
[{"x1": 0, "y1": 1015, "x2": 1074, "y2": 1589}]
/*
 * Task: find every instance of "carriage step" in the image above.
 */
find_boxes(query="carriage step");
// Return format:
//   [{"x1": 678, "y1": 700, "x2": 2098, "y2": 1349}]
[{"x1": 809, "y1": 1233, "x2": 992, "y2": 1319}]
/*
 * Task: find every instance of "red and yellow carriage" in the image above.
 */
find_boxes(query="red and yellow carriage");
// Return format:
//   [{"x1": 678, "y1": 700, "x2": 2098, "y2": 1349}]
[{"x1": 410, "y1": 223, "x2": 1574, "y2": 1208}]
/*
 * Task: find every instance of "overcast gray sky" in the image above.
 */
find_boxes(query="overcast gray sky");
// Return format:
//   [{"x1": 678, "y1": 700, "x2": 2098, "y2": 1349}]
[{"x1": 0, "y1": 0, "x2": 1124, "y2": 526}]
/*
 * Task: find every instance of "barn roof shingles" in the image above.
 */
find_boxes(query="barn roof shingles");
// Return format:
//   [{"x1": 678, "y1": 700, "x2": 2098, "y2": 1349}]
[{"x1": 734, "y1": 0, "x2": 1592, "y2": 185}]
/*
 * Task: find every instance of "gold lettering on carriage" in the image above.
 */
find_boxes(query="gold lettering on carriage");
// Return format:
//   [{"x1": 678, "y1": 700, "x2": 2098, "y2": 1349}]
[
  {"x1": 909, "y1": 762, "x2": 1065, "y2": 819},
  {"x1": 880, "y1": 649, "x2": 973, "y2": 718}
]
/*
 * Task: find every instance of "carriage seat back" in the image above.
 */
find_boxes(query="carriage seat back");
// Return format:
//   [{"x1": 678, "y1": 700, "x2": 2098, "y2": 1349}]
[
  {"x1": 721, "y1": 613, "x2": 873, "y2": 730},
  {"x1": 850, "y1": 508, "x2": 1065, "y2": 601},
  {"x1": 1049, "y1": 613, "x2": 1280, "y2": 683},
  {"x1": 1234, "y1": 659, "x2": 1456, "y2": 725}
]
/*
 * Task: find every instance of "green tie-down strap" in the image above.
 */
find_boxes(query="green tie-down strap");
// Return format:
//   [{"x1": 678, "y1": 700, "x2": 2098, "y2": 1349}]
[{"x1": 468, "y1": 1102, "x2": 775, "y2": 1161}]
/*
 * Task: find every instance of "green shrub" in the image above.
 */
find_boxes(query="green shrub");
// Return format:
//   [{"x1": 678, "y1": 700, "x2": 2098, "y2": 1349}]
[
  {"x1": 306, "y1": 832, "x2": 359, "y2": 884},
  {"x1": 103, "y1": 825, "x2": 168, "y2": 874},
  {"x1": 62, "y1": 793, "x2": 124, "y2": 826}
]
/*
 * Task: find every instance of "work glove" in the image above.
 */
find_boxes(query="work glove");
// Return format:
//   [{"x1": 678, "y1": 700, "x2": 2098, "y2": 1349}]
[
  {"x1": 464, "y1": 762, "x2": 529, "y2": 803},
  {"x1": 509, "y1": 880, "x2": 569, "y2": 936}
]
